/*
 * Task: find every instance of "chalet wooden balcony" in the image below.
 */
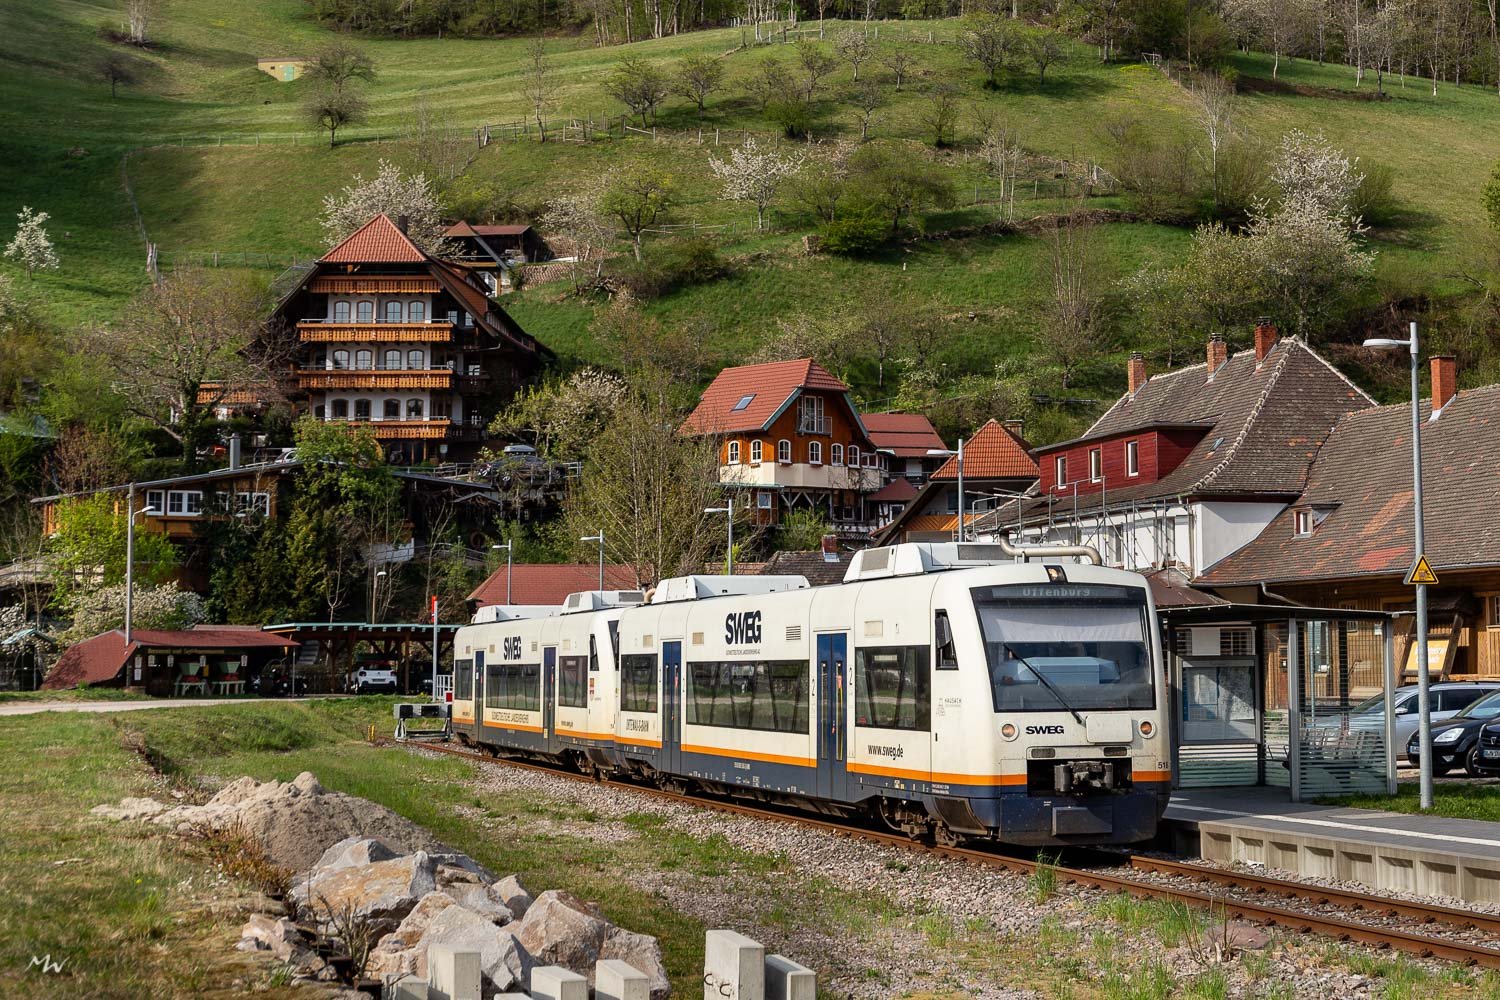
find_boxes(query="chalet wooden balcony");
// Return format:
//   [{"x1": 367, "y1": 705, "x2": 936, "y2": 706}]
[
  {"x1": 297, "y1": 321, "x2": 452, "y2": 343},
  {"x1": 325, "y1": 419, "x2": 456, "y2": 441},
  {"x1": 296, "y1": 368, "x2": 453, "y2": 390},
  {"x1": 308, "y1": 276, "x2": 442, "y2": 295}
]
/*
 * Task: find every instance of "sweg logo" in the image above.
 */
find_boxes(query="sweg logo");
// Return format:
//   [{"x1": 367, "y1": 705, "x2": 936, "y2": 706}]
[
  {"x1": 502, "y1": 636, "x2": 523, "y2": 661},
  {"x1": 724, "y1": 610, "x2": 763, "y2": 646},
  {"x1": 29, "y1": 955, "x2": 66, "y2": 975},
  {"x1": 1026, "y1": 724, "x2": 1066, "y2": 735},
  {"x1": 866, "y1": 744, "x2": 904, "y2": 759}
]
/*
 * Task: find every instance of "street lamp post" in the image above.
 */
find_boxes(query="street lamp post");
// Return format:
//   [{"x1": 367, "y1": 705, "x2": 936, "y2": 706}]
[
  {"x1": 491, "y1": 542, "x2": 514, "y2": 603},
  {"x1": 704, "y1": 500, "x2": 734, "y2": 574},
  {"x1": 123, "y1": 484, "x2": 161, "y2": 645},
  {"x1": 580, "y1": 531, "x2": 605, "y2": 592},
  {"x1": 1364, "y1": 321, "x2": 1432, "y2": 810},
  {"x1": 368, "y1": 568, "x2": 388, "y2": 623}
]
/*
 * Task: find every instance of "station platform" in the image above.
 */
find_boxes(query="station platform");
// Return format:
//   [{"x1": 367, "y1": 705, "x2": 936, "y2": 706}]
[{"x1": 1163, "y1": 787, "x2": 1500, "y2": 905}]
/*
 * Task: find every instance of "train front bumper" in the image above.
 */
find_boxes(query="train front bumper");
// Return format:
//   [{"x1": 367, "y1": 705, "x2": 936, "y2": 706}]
[{"x1": 989, "y1": 787, "x2": 1169, "y2": 846}]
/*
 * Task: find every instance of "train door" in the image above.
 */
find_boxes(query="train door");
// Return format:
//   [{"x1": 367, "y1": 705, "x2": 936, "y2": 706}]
[
  {"x1": 473, "y1": 650, "x2": 485, "y2": 737},
  {"x1": 662, "y1": 640, "x2": 682, "y2": 775},
  {"x1": 542, "y1": 646, "x2": 557, "y2": 747},
  {"x1": 817, "y1": 633, "x2": 849, "y2": 802}
]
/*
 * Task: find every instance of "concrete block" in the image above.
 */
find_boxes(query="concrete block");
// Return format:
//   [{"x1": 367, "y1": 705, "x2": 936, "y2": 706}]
[
  {"x1": 704, "y1": 929, "x2": 764, "y2": 1000},
  {"x1": 428, "y1": 943, "x2": 481, "y2": 1000},
  {"x1": 764, "y1": 954, "x2": 815, "y2": 1000},
  {"x1": 389, "y1": 974, "x2": 430, "y2": 1000},
  {"x1": 1304, "y1": 845, "x2": 1335, "y2": 878},
  {"x1": 530, "y1": 964, "x2": 588, "y2": 1000},
  {"x1": 596, "y1": 958, "x2": 650, "y2": 1000}
]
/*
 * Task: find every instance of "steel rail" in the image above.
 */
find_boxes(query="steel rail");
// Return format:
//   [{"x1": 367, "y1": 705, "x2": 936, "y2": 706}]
[{"x1": 384, "y1": 739, "x2": 1500, "y2": 969}]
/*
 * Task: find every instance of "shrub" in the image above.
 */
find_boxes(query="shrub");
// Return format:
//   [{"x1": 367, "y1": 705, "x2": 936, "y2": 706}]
[
  {"x1": 607, "y1": 236, "x2": 726, "y2": 298},
  {"x1": 1352, "y1": 162, "x2": 1399, "y2": 227},
  {"x1": 766, "y1": 99, "x2": 812, "y2": 140},
  {"x1": 820, "y1": 210, "x2": 889, "y2": 256}
]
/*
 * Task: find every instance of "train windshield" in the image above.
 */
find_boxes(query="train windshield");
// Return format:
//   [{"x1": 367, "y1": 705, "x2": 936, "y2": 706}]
[{"x1": 972, "y1": 587, "x2": 1154, "y2": 713}]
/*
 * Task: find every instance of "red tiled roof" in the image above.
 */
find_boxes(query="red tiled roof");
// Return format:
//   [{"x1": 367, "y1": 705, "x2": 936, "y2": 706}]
[
  {"x1": 868, "y1": 477, "x2": 919, "y2": 502},
  {"x1": 473, "y1": 224, "x2": 531, "y2": 236},
  {"x1": 931, "y1": 419, "x2": 1039, "y2": 480},
  {"x1": 43, "y1": 629, "x2": 297, "y2": 689},
  {"x1": 445, "y1": 221, "x2": 479, "y2": 237},
  {"x1": 863, "y1": 413, "x2": 946, "y2": 457},
  {"x1": 467, "y1": 564, "x2": 639, "y2": 608},
  {"x1": 1197, "y1": 384, "x2": 1500, "y2": 586},
  {"x1": 680, "y1": 359, "x2": 851, "y2": 436},
  {"x1": 321, "y1": 214, "x2": 428, "y2": 264}
]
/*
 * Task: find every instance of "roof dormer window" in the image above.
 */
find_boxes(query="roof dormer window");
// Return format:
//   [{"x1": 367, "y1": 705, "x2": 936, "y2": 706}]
[{"x1": 1293, "y1": 509, "x2": 1313, "y2": 537}]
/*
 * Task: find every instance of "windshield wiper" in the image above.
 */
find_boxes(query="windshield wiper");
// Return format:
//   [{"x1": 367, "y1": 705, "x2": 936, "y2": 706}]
[{"x1": 1004, "y1": 645, "x2": 1085, "y2": 727}]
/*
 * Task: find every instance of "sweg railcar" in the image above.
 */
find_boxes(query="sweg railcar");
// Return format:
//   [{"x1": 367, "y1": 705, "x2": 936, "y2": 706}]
[{"x1": 451, "y1": 543, "x2": 1172, "y2": 846}]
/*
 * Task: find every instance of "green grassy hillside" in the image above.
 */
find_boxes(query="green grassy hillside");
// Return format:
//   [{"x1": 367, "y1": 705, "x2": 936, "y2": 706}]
[{"x1": 2, "y1": 0, "x2": 1497, "y2": 406}]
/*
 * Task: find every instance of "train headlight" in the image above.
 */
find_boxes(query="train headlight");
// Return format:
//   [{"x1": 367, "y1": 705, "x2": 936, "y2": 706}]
[
  {"x1": 1138, "y1": 720, "x2": 1155, "y2": 738},
  {"x1": 1000, "y1": 723, "x2": 1018, "y2": 741}
]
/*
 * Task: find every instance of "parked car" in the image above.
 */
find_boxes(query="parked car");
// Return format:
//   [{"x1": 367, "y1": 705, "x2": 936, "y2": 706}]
[
  {"x1": 1474, "y1": 722, "x2": 1500, "y2": 776},
  {"x1": 349, "y1": 666, "x2": 398, "y2": 695},
  {"x1": 248, "y1": 666, "x2": 308, "y2": 697},
  {"x1": 1406, "y1": 688, "x2": 1500, "y2": 776},
  {"x1": 1330, "y1": 682, "x2": 1500, "y2": 750}
]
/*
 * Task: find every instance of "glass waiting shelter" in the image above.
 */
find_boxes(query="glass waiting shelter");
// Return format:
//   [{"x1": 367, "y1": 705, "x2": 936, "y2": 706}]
[{"x1": 1160, "y1": 604, "x2": 1398, "y2": 801}]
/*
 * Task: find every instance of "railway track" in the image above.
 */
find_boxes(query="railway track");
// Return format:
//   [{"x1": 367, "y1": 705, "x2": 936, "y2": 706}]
[{"x1": 386, "y1": 737, "x2": 1500, "y2": 970}]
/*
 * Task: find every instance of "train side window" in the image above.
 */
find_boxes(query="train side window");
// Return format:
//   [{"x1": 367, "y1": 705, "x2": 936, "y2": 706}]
[
  {"x1": 854, "y1": 646, "x2": 930, "y2": 730},
  {"x1": 935, "y1": 612, "x2": 958, "y2": 670},
  {"x1": 607, "y1": 621, "x2": 621, "y2": 670},
  {"x1": 620, "y1": 654, "x2": 658, "y2": 712},
  {"x1": 589, "y1": 635, "x2": 599, "y2": 672},
  {"x1": 685, "y1": 660, "x2": 810, "y2": 734},
  {"x1": 454, "y1": 659, "x2": 473, "y2": 700},
  {"x1": 558, "y1": 656, "x2": 588, "y2": 708}
]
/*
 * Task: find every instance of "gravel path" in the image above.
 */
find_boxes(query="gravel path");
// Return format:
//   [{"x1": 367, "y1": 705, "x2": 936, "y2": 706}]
[{"x1": 407, "y1": 747, "x2": 1490, "y2": 999}]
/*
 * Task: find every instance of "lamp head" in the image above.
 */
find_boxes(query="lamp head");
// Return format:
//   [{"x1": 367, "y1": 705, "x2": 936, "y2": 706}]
[
  {"x1": 926, "y1": 448, "x2": 956, "y2": 457},
  {"x1": 704, "y1": 506, "x2": 729, "y2": 514},
  {"x1": 1362, "y1": 337, "x2": 1409, "y2": 351}
]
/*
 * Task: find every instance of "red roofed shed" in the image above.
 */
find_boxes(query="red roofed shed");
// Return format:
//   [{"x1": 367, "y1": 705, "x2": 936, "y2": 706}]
[{"x1": 45, "y1": 628, "x2": 298, "y2": 694}]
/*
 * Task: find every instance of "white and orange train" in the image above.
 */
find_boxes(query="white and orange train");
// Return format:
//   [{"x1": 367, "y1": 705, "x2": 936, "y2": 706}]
[{"x1": 450, "y1": 542, "x2": 1172, "y2": 846}]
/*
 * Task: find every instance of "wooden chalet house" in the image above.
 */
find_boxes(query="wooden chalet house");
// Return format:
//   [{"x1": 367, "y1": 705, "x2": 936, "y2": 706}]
[
  {"x1": 1199, "y1": 358, "x2": 1500, "y2": 681},
  {"x1": 443, "y1": 222, "x2": 549, "y2": 294},
  {"x1": 862, "y1": 412, "x2": 948, "y2": 485},
  {"x1": 975, "y1": 325, "x2": 1374, "y2": 576},
  {"x1": 269, "y1": 214, "x2": 550, "y2": 463},
  {"x1": 680, "y1": 359, "x2": 881, "y2": 539}
]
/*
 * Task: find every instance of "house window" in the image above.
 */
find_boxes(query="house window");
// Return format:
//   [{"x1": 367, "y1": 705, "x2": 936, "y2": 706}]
[
  {"x1": 849, "y1": 445, "x2": 861, "y2": 467},
  {"x1": 409, "y1": 301, "x2": 425, "y2": 323},
  {"x1": 757, "y1": 492, "x2": 773, "y2": 510},
  {"x1": 384, "y1": 301, "x2": 403, "y2": 323},
  {"x1": 831, "y1": 443, "x2": 844, "y2": 466},
  {"x1": 405, "y1": 398, "x2": 423, "y2": 419},
  {"x1": 145, "y1": 489, "x2": 165, "y2": 515},
  {"x1": 1293, "y1": 509, "x2": 1313, "y2": 537},
  {"x1": 1054, "y1": 455, "x2": 1066, "y2": 489},
  {"x1": 356, "y1": 301, "x2": 374, "y2": 322},
  {"x1": 383, "y1": 399, "x2": 400, "y2": 419},
  {"x1": 408, "y1": 349, "x2": 424, "y2": 370},
  {"x1": 333, "y1": 301, "x2": 351, "y2": 322},
  {"x1": 1126, "y1": 440, "x2": 1139, "y2": 477},
  {"x1": 1089, "y1": 448, "x2": 1102, "y2": 483},
  {"x1": 332, "y1": 350, "x2": 350, "y2": 370},
  {"x1": 809, "y1": 441, "x2": 823, "y2": 465},
  {"x1": 383, "y1": 349, "x2": 402, "y2": 370},
  {"x1": 314, "y1": 405, "x2": 325, "y2": 421},
  {"x1": 727, "y1": 440, "x2": 741, "y2": 464},
  {"x1": 864, "y1": 453, "x2": 877, "y2": 468},
  {"x1": 355, "y1": 350, "x2": 372, "y2": 370},
  {"x1": 732, "y1": 394, "x2": 756, "y2": 412},
  {"x1": 166, "y1": 490, "x2": 203, "y2": 516},
  {"x1": 330, "y1": 398, "x2": 349, "y2": 419},
  {"x1": 354, "y1": 399, "x2": 371, "y2": 420},
  {"x1": 235, "y1": 492, "x2": 271, "y2": 516},
  {"x1": 777, "y1": 439, "x2": 792, "y2": 464},
  {"x1": 750, "y1": 440, "x2": 763, "y2": 464},
  {"x1": 798, "y1": 395, "x2": 828, "y2": 434},
  {"x1": 1490, "y1": 595, "x2": 1500, "y2": 628}
]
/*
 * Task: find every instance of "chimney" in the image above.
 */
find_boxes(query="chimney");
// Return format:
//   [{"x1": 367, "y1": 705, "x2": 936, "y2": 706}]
[
  {"x1": 396, "y1": 214, "x2": 410, "y2": 235},
  {"x1": 228, "y1": 432, "x2": 241, "y2": 471},
  {"x1": 1002, "y1": 419, "x2": 1025, "y2": 439},
  {"x1": 1128, "y1": 352, "x2": 1147, "y2": 395},
  {"x1": 1206, "y1": 334, "x2": 1228, "y2": 379},
  {"x1": 1254, "y1": 320, "x2": 1278, "y2": 365},
  {"x1": 1431, "y1": 355, "x2": 1457, "y2": 413}
]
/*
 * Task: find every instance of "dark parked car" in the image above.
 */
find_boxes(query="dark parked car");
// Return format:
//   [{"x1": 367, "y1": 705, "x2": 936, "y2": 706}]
[
  {"x1": 1476, "y1": 723, "x2": 1500, "y2": 776},
  {"x1": 1406, "y1": 688, "x2": 1500, "y2": 776}
]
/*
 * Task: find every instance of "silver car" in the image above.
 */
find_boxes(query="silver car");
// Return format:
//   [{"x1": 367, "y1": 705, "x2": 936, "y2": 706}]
[{"x1": 1336, "y1": 682, "x2": 1500, "y2": 751}]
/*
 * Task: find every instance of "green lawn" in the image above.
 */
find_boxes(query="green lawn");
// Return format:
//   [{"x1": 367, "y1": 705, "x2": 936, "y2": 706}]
[{"x1": 1321, "y1": 780, "x2": 1500, "y2": 823}]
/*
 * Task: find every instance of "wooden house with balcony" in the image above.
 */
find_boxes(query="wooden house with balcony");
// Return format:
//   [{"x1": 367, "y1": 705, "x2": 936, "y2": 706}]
[
  {"x1": 679, "y1": 359, "x2": 881, "y2": 539},
  {"x1": 268, "y1": 214, "x2": 550, "y2": 463}
]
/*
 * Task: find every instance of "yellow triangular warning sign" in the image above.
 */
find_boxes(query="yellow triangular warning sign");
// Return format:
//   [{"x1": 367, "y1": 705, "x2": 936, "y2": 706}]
[{"x1": 1405, "y1": 554, "x2": 1439, "y2": 586}]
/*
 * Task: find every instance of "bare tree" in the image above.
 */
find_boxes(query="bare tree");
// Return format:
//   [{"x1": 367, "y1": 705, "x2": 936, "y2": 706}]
[
  {"x1": 604, "y1": 56, "x2": 670, "y2": 125},
  {"x1": 94, "y1": 270, "x2": 291, "y2": 468},
  {"x1": 1040, "y1": 211, "x2": 1107, "y2": 387},
  {"x1": 920, "y1": 81, "x2": 962, "y2": 148},
  {"x1": 303, "y1": 41, "x2": 375, "y2": 147},
  {"x1": 746, "y1": 55, "x2": 793, "y2": 111},
  {"x1": 98, "y1": 52, "x2": 140, "y2": 98},
  {"x1": 1026, "y1": 30, "x2": 1064, "y2": 84},
  {"x1": 835, "y1": 30, "x2": 874, "y2": 82},
  {"x1": 795, "y1": 41, "x2": 839, "y2": 102},
  {"x1": 1192, "y1": 73, "x2": 1235, "y2": 211},
  {"x1": 523, "y1": 37, "x2": 554, "y2": 142},
  {"x1": 124, "y1": 0, "x2": 156, "y2": 45},
  {"x1": 542, "y1": 181, "x2": 614, "y2": 285},
  {"x1": 405, "y1": 97, "x2": 471, "y2": 188},
  {"x1": 959, "y1": 13, "x2": 1016, "y2": 87},
  {"x1": 851, "y1": 78, "x2": 885, "y2": 141},
  {"x1": 879, "y1": 47, "x2": 917, "y2": 92}
]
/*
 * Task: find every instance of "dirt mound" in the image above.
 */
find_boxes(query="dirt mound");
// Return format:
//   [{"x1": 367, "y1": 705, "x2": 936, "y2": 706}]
[{"x1": 148, "y1": 772, "x2": 448, "y2": 872}]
